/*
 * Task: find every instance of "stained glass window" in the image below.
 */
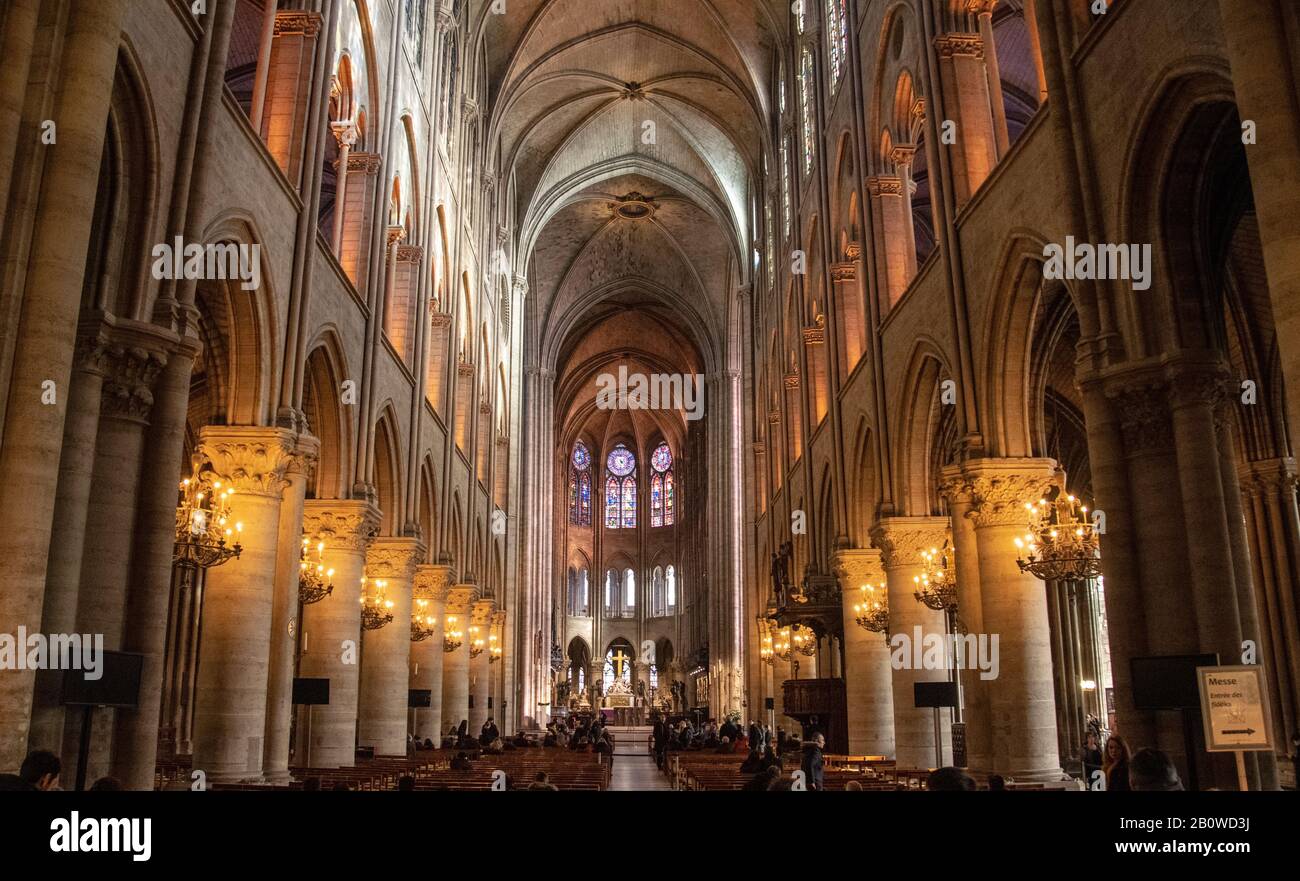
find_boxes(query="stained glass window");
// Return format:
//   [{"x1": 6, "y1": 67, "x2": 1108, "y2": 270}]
[
  {"x1": 826, "y1": 0, "x2": 844, "y2": 86},
  {"x1": 666, "y1": 565, "x2": 676, "y2": 611},
  {"x1": 781, "y1": 140, "x2": 792, "y2": 239},
  {"x1": 794, "y1": 0, "x2": 805, "y2": 34},
  {"x1": 570, "y1": 441, "x2": 592, "y2": 526},
  {"x1": 651, "y1": 443, "x2": 672, "y2": 473},
  {"x1": 651, "y1": 473, "x2": 664, "y2": 528},
  {"x1": 665, "y1": 470, "x2": 675, "y2": 526},
  {"x1": 621, "y1": 477, "x2": 637, "y2": 528},
  {"x1": 605, "y1": 444, "x2": 637, "y2": 529},
  {"x1": 607, "y1": 444, "x2": 635, "y2": 477},
  {"x1": 605, "y1": 476, "x2": 620, "y2": 528}
]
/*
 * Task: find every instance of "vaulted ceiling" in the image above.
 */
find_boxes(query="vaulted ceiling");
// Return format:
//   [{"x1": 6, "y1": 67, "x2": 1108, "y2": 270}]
[{"x1": 483, "y1": 0, "x2": 787, "y2": 382}]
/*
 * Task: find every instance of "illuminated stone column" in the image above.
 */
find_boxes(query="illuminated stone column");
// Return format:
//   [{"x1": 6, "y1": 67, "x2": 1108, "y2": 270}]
[
  {"x1": 441, "y1": 585, "x2": 479, "y2": 737},
  {"x1": 298, "y1": 500, "x2": 379, "y2": 768},
  {"x1": 262, "y1": 434, "x2": 318, "y2": 784},
  {"x1": 933, "y1": 31, "x2": 1000, "y2": 204},
  {"x1": 356, "y1": 538, "x2": 423, "y2": 756},
  {"x1": 409, "y1": 565, "x2": 452, "y2": 742},
  {"x1": 963, "y1": 459, "x2": 1063, "y2": 782},
  {"x1": 190, "y1": 427, "x2": 297, "y2": 784},
  {"x1": 833, "y1": 549, "x2": 896, "y2": 757},
  {"x1": 871, "y1": 517, "x2": 952, "y2": 770},
  {"x1": 468, "y1": 598, "x2": 495, "y2": 733}
]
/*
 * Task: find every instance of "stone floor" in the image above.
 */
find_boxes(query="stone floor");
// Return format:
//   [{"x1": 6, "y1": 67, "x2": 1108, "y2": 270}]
[{"x1": 605, "y1": 726, "x2": 672, "y2": 791}]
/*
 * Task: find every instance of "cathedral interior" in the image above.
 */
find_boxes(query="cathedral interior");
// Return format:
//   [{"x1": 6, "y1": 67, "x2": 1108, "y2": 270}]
[{"x1": 1, "y1": 0, "x2": 1298, "y2": 795}]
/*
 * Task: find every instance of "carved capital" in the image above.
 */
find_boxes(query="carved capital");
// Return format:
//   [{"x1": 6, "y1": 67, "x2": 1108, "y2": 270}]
[
  {"x1": 870, "y1": 517, "x2": 949, "y2": 570},
  {"x1": 1107, "y1": 379, "x2": 1173, "y2": 455},
  {"x1": 347, "y1": 151, "x2": 382, "y2": 175},
  {"x1": 303, "y1": 499, "x2": 381, "y2": 553},
  {"x1": 784, "y1": 372, "x2": 800, "y2": 389},
  {"x1": 274, "y1": 10, "x2": 322, "y2": 37},
  {"x1": 366, "y1": 537, "x2": 425, "y2": 583},
  {"x1": 197, "y1": 426, "x2": 298, "y2": 498},
  {"x1": 768, "y1": 410, "x2": 782, "y2": 424},
  {"x1": 1238, "y1": 457, "x2": 1299, "y2": 501},
  {"x1": 471, "y1": 598, "x2": 495, "y2": 626},
  {"x1": 831, "y1": 548, "x2": 886, "y2": 590},
  {"x1": 445, "y1": 584, "x2": 481, "y2": 615},
  {"x1": 100, "y1": 343, "x2": 168, "y2": 421},
  {"x1": 962, "y1": 459, "x2": 1058, "y2": 529},
  {"x1": 866, "y1": 175, "x2": 905, "y2": 197},
  {"x1": 830, "y1": 261, "x2": 856, "y2": 282},
  {"x1": 430, "y1": 311, "x2": 453, "y2": 328},
  {"x1": 934, "y1": 32, "x2": 984, "y2": 59},
  {"x1": 413, "y1": 564, "x2": 455, "y2": 601}
]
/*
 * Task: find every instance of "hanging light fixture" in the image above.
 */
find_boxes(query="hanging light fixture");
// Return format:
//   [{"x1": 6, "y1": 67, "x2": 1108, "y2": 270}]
[
  {"x1": 410, "y1": 598, "x2": 437, "y2": 642},
  {"x1": 792, "y1": 624, "x2": 816, "y2": 657},
  {"x1": 468, "y1": 625, "x2": 485, "y2": 658},
  {"x1": 759, "y1": 626, "x2": 775, "y2": 666},
  {"x1": 1015, "y1": 493, "x2": 1102, "y2": 582},
  {"x1": 913, "y1": 546, "x2": 957, "y2": 614},
  {"x1": 773, "y1": 626, "x2": 793, "y2": 661},
  {"x1": 298, "y1": 538, "x2": 334, "y2": 605},
  {"x1": 443, "y1": 615, "x2": 464, "y2": 652},
  {"x1": 173, "y1": 474, "x2": 242, "y2": 571},
  {"x1": 488, "y1": 632, "x2": 502, "y2": 663},
  {"x1": 359, "y1": 578, "x2": 394, "y2": 631},
  {"x1": 853, "y1": 583, "x2": 890, "y2": 637}
]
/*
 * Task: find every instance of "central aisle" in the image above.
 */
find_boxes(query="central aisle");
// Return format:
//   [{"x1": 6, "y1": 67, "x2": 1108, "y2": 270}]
[{"x1": 605, "y1": 726, "x2": 672, "y2": 791}]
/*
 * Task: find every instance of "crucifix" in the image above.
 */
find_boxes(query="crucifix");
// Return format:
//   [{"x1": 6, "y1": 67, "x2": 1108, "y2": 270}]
[{"x1": 610, "y1": 648, "x2": 630, "y2": 682}]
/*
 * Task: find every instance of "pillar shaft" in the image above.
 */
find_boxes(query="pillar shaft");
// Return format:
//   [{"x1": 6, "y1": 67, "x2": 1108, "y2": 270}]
[
  {"x1": 410, "y1": 565, "x2": 453, "y2": 741},
  {"x1": 834, "y1": 549, "x2": 895, "y2": 756},
  {"x1": 190, "y1": 427, "x2": 297, "y2": 783},
  {"x1": 357, "y1": 538, "x2": 423, "y2": 755}
]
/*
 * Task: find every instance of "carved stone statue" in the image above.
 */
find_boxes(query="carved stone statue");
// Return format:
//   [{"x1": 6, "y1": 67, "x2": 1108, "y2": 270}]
[{"x1": 772, "y1": 541, "x2": 793, "y2": 605}]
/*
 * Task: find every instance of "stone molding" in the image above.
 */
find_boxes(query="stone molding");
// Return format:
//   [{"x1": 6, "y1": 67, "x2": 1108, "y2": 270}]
[
  {"x1": 445, "y1": 584, "x2": 481, "y2": 615},
  {"x1": 274, "y1": 10, "x2": 322, "y2": 37},
  {"x1": 302, "y1": 498, "x2": 382, "y2": 553},
  {"x1": 934, "y1": 32, "x2": 984, "y2": 59},
  {"x1": 365, "y1": 537, "x2": 425, "y2": 582},
  {"x1": 831, "y1": 548, "x2": 886, "y2": 590},
  {"x1": 1238, "y1": 457, "x2": 1299, "y2": 500},
  {"x1": 413, "y1": 564, "x2": 456, "y2": 600},
  {"x1": 961, "y1": 459, "x2": 1059, "y2": 529},
  {"x1": 197, "y1": 426, "x2": 298, "y2": 498}
]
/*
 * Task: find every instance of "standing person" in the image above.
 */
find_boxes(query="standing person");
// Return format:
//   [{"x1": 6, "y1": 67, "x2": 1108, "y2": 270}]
[
  {"x1": 1081, "y1": 731, "x2": 1104, "y2": 788},
  {"x1": 801, "y1": 732, "x2": 826, "y2": 792},
  {"x1": 748, "y1": 719, "x2": 762, "y2": 752},
  {"x1": 480, "y1": 717, "x2": 500, "y2": 747},
  {"x1": 1103, "y1": 735, "x2": 1132, "y2": 792},
  {"x1": 652, "y1": 719, "x2": 668, "y2": 770}
]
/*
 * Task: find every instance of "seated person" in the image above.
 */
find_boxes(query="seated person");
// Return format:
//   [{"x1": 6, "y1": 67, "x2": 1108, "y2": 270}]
[
  {"x1": 449, "y1": 751, "x2": 474, "y2": 771},
  {"x1": 739, "y1": 749, "x2": 763, "y2": 773},
  {"x1": 742, "y1": 766, "x2": 781, "y2": 791},
  {"x1": 714, "y1": 736, "x2": 733, "y2": 754}
]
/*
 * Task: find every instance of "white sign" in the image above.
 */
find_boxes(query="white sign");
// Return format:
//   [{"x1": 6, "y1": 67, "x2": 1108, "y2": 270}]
[{"x1": 1196, "y1": 665, "x2": 1274, "y2": 753}]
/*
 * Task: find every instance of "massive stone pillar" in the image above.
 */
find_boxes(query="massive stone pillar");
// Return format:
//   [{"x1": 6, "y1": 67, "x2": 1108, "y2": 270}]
[
  {"x1": 441, "y1": 585, "x2": 478, "y2": 736},
  {"x1": 871, "y1": 517, "x2": 952, "y2": 770},
  {"x1": 934, "y1": 31, "x2": 1000, "y2": 205},
  {"x1": 259, "y1": 10, "x2": 322, "y2": 187},
  {"x1": 409, "y1": 565, "x2": 453, "y2": 742},
  {"x1": 962, "y1": 459, "x2": 1063, "y2": 783},
  {"x1": 357, "y1": 538, "x2": 423, "y2": 756},
  {"x1": 468, "y1": 598, "x2": 495, "y2": 733},
  {"x1": 190, "y1": 427, "x2": 297, "y2": 783},
  {"x1": 298, "y1": 499, "x2": 379, "y2": 768},
  {"x1": 833, "y1": 549, "x2": 896, "y2": 757},
  {"x1": 940, "y1": 466, "x2": 990, "y2": 773},
  {"x1": 0, "y1": 0, "x2": 128, "y2": 775},
  {"x1": 261, "y1": 434, "x2": 318, "y2": 783}
]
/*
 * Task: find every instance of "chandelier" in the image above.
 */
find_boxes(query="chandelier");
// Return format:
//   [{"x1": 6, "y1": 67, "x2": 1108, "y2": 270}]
[
  {"x1": 468, "y1": 625, "x2": 485, "y2": 659},
  {"x1": 1015, "y1": 493, "x2": 1102, "y2": 582},
  {"x1": 773, "y1": 625, "x2": 816, "y2": 660},
  {"x1": 359, "y1": 578, "x2": 394, "y2": 631},
  {"x1": 488, "y1": 632, "x2": 502, "y2": 663},
  {"x1": 853, "y1": 584, "x2": 890, "y2": 635},
  {"x1": 173, "y1": 474, "x2": 243, "y2": 571},
  {"x1": 298, "y1": 538, "x2": 334, "y2": 605},
  {"x1": 913, "y1": 546, "x2": 957, "y2": 613},
  {"x1": 443, "y1": 615, "x2": 464, "y2": 653},
  {"x1": 410, "y1": 598, "x2": 437, "y2": 642},
  {"x1": 773, "y1": 627, "x2": 792, "y2": 661},
  {"x1": 759, "y1": 629, "x2": 775, "y2": 666}
]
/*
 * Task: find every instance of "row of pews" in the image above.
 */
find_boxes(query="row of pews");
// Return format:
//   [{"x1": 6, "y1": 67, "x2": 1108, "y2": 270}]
[
  {"x1": 154, "y1": 748, "x2": 609, "y2": 791},
  {"x1": 665, "y1": 751, "x2": 931, "y2": 791}
]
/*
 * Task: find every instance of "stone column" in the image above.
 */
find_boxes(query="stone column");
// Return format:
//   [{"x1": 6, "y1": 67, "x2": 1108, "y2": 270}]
[
  {"x1": 468, "y1": 598, "x2": 495, "y2": 733},
  {"x1": 190, "y1": 427, "x2": 297, "y2": 783},
  {"x1": 298, "y1": 499, "x2": 380, "y2": 768},
  {"x1": 260, "y1": 10, "x2": 322, "y2": 187},
  {"x1": 0, "y1": 0, "x2": 128, "y2": 775},
  {"x1": 871, "y1": 517, "x2": 951, "y2": 769},
  {"x1": 261, "y1": 434, "x2": 319, "y2": 783},
  {"x1": 833, "y1": 549, "x2": 896, "y2": 756},
  {"x1": 111, "y1": 332, "x2": 198, "y2": 790},
  {"x1": 442, "y1": 585, "x2": 479, "y2": 735},
  {"x1": 29, "y1": 332, "x2": 110, "y2": 756},
  {"x1": 410, "y1": 565, "x2": 452, "y2": 742},
  {"x1": 933, "y1": 31, "x2": 1000, "y2": 205},
  {"x1": 357, "y1": 537, "x2": 423, "y2": 756},
  {"x1": 963, "y1": 458, "x2": 1062, "y2": 782}
]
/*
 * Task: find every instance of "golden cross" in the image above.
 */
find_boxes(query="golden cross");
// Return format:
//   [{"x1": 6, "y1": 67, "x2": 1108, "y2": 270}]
[{"x1": 611, "y1": 648, "x2": 630, "y2": 680}]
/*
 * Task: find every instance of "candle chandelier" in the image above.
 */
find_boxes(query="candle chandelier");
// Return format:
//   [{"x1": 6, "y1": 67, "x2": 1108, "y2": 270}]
[
  {"x1": 359, "y1": 578, "x2": 394, "y2": 631},
  {"x1": 772, "y1": 624, "x2": 815, "y2": 660},
  {"x1": 468, "y1": 625, "x2": 485, "y2": 659},
  {"x1": 488, "y1": 632, "x2": 502, "y2": 663},
  {"x1": 173, "y1": 473, "x2": 243, "y2": 571},
  {"x1": 853, "y1": 583, "x2": 890, "y2": 636},
  {"x1": 443, "y1": 615, "x2": 464, "y2": 652},
  {"x1": 410, "y1": 598, "x2": 437, "y2": 642},
  {"x1": 758, "y1": 627, "x2": 775, "y2": 666},
  {"x1": 1015, "y1": 493, "x2": 1102, "y2": 582},
  {"x1": 298, "y1": 538, "x2": 334, "y2": 605},
  {"x1": 913, "y1": 546, "x2": 957, "y2": 614}
]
